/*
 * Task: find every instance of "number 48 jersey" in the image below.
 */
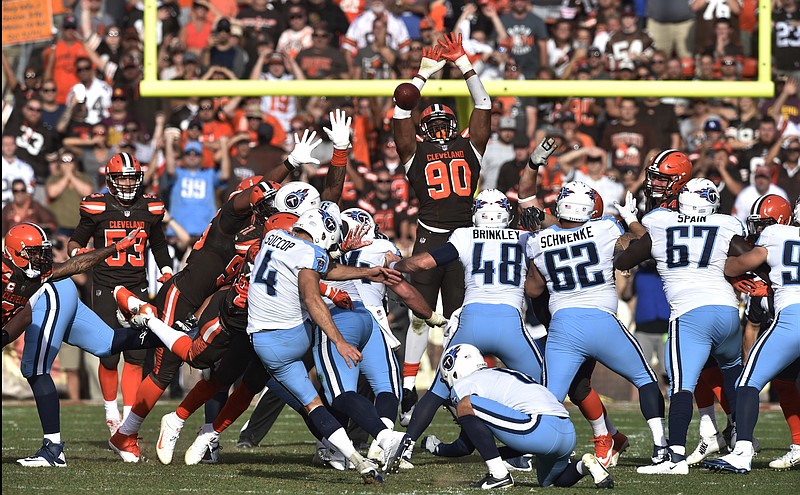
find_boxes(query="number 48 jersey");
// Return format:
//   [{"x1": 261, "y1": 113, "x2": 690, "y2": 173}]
[
  {"x1": 527, "y1": 217, "x2": 623, "y2": 317},
  {"x1": 642, "y1": 209, "x2": 745, "y2": 319},
  {"x1": 449, "y1": 227, "x2": 529, "y2": 310},
  {"x1": 755, "y1": 224, "x2": 800, "y2": 314}
]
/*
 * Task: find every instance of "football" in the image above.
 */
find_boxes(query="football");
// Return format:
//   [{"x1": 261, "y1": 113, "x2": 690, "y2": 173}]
[{"x1": 393, "y1": 82, "x2": 421, "y2": 111}]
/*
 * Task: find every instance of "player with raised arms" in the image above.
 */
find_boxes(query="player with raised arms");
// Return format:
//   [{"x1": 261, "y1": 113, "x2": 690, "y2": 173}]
[{"x1": 392, "y1": 33, "x2": 492, "y2": 424}]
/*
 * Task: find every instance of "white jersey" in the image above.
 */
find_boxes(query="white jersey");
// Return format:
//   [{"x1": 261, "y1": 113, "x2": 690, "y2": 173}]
[
  {"x1": 528, "y1": 217, "x2": 622, "y2": 316},
  {"x1": 449, "y1": 227, "x2": 529, "y2": 310},
  {"x1": 332, "y1": 238, "x2": 399, "y2": 308},
  {"x1": 247, "y1": 229, "x2": 329, "y2": 332},
  {"x1": 259, "y1": 72, "x2": 297, "y2": 133},
  {"x1": 643, "y1": 208, "x2": 744, "y2": 319},
  {"x1": 67, "y1": 78, "x2": 112, "y2": 125},
  {"x1": 452, "y1": 368, "x2": 569, "y2": 419},
  {"x1": 755, "y1": 224, "x2": 800, "y2": 314}
]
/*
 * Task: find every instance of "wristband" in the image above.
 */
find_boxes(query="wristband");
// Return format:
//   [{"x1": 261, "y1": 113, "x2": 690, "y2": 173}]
[
  {"x1": 393, "y1": 106, "x2": 412, "y2": 119},
  {"x1": 412, "y1": 73, "x2": 427, "y2": 83},
  {"x1": 411, "y1": 75, "x2": 426, "y2": 91},
  {"x1": 283, "y1": 158, "x2": 297, "y2": 171},
  {"x1": 71, "y1": 248, "x2": 79, "y2": 257},
  {"x1": 331, "y1": 148, "x2": 347, "y2": 167},
  {"x1": 388, "y1": 261, "x2": 398, "y2": 270},
  {"x1": 527, "y1": 157, "x2": 542, "y2": 171},
  {"x1": 454, "y1": 54, "x2": 473, "y2": 74}
]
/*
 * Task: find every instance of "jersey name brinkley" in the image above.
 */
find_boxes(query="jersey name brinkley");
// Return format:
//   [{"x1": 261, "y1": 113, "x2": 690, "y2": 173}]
[
  {"x1": 643, "y1": 209, "x2": 744, "y2": 319},
  {"x1": 528, "y1": 217, "x2": 622, "y2": 316},
  {"x1": 247, "y1": 229, "x2": 329, "y2": 332},
  {"x1": 755, "y1": 224, "x2": 800, "y2": 314},
  {"x1": 449, "y1": 227, "x2": 529, "y2": 310},
  {"x1": 335, "y1": 238, "x2": 399, "y2": 308}
]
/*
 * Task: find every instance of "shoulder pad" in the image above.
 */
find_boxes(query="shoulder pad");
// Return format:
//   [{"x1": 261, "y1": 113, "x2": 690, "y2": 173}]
[
  {"x1": 80, "y1": 195, "x2": 107, "y2": 215},
  {"x1": 460, "y1": 128, "x2": 470, "y2": 138},
  {"x1": 147, "y1": 199, "x2": 165, "y2": 216}
]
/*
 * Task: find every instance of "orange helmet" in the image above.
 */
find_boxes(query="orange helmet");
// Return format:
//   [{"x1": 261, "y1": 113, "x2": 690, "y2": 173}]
[
  {"x1": 590, "y1": 187, "x2": 604, "y2": 219},
  {"x1": 105, "y1": 152, "x2": 143, "y2": 203},
  {"x1": 644, "y1": 149, "x2": 692, "y2": 211},
  {"x1": 747, "y1": 194, "x2": 792, "y2": 238},
  {"x1": 420, "y1": 104, "x2": 458, "y2": 144},
  {"x1": 227, "y1": 175, "x2": 265, "y2": 200},
  {"x1": 264, "y1": 212, "x2": 298, "y2": 233},
  {"x1": 3, "y1": 223, "x2": 53, "y2": 280}
]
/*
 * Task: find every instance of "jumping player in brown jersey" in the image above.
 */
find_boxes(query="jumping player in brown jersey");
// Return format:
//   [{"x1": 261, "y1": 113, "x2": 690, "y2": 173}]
[
  {"x1": 68, "y1": 152, "x2": 174, "y2": 434},
  {"x1": 393, "y1": 34, "x2": 492, "y2": 426}
]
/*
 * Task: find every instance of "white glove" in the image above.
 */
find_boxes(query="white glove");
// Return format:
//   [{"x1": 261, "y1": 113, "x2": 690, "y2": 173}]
[
  {"x1": 130, "y1": 313, "x2": 152, "y2": 329},
  {"x1": 530, "y1": 137, "x2": 557, "y2": 168},
  {"x1": 424, "y1": 312, "x2": 446, "y2": 327},
  {"x1": 322, "y1": 109, "x2": 352, "y2": 150},
  {"x1": 614, "y1": 191, "x2": 639, "y2": 225},
  {"x1": 418, "y1": 47, "x2": 446, "y2": 79},
  {"x1": 288, "y1": 129, "x2": 322, "y2": 167},
  {"x1": 422, "y1": 435, "x2": 442, "y2": 454},
  {"x1": 116, "y1": 309, "x2": 132, "y2": 329}
]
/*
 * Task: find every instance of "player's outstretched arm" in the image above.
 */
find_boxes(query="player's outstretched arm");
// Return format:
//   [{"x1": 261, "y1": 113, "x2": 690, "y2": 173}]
[
  {"x1": 264, "y1": 129, "x2": 324, "y2": 184},
  {"x1": 613, "y1": 233, "x2": 652, "y2": 271},
  {"x1": 518, "y1": 137, "x2": 557, "y2": 211},
  {"x1": 321, "y1": 108, "x2": 352, "y2": 203},
  {"x1": 524, "y1": 263, "x2": 548, "y2": 299},
  {"x1": 53, "y1": 228, "x2": 141, "y2": 281},
  {"x1": 438, "y1": 33, "x2": 492, "y2": 153},
  {"x1": 387, "y1": 243, "x2": 459, "y2": 273},
  {"x1": 324, "y1": 263, "x2": 403, "y2": 285},
  {"x1": 299, "y1": 269, "x2": 362, "y2": 368},
  {"x1": 724, "y1": 246, "x2": 768, "y2": 278},
  {"x1": 389, "y1": 278, "x2": 446, "y2": 326}
]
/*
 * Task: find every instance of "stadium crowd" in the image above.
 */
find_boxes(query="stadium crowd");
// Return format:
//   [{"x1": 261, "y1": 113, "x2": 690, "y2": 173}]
[{"x1": 1, "y1": 0, "x2": 799, "y2": 483}]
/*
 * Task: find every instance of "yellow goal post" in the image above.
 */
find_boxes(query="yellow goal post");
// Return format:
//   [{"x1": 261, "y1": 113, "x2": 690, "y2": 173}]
[{"x1": 140, "y1": 0, "x2": 774, "y2": 100}]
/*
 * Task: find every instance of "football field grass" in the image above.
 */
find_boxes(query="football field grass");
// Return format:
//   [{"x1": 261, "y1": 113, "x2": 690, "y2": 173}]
[{"x1": 2, "y1": 400, "x2": 798, "y2": 494}]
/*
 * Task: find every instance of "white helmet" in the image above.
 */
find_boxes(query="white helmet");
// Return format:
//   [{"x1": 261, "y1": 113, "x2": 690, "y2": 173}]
[
  {"x1": 472, "y1": 189, "x2": 512, "y2": 228},
  {"x1": 439, "y1": 344, "x2": 487, "y2": 388},
  {"x1": 274, "y1": 181, "x2": 321, "y2": 215},
  {"x1": 293, "y1": 208, "x2": 340, "y2": 251},
  {"x1": 341, "y1": 207, "x2": 377, "y2": 240},
  {"x1": 678, "y1": 178, "x2": 720, "y2": 217},
  {"x1": 556, "y1": 181, "x2": 596, "y2": 222},
  {"x1": 319, "y1": 201, "x2": 343, "y2": 247}
]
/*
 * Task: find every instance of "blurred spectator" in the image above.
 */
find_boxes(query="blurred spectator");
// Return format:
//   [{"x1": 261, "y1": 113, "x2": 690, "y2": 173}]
[
  {"x1": 498, "y1": 0, "x2": 549, "y2": 80},
  {"x1": 194, "y1": 97, "x2": 234, "y2": 167},
  {"x1": 278, "y1": 5, "x2": 314, "y2": 59},
  {"x1": 2, "y1": 136, "x2": 36, "y2": 208},
  {"x1": 352, "y1": 17, "x2": 398, "y2": 79},
  {"x1": 38, "y1": 80, "x2": 65, "y2": 132},
  {"x1": 557, "y1": 110, "x2": 594, "y2": 148},
  {"x1": 3, "y1": 96, "x2": 58, "y2": 184},
  {"x1": 163, "y1": 135, "x2": 231, "y2": 237},
  {"x1": 600, "y1": 97, "x2": 657, "y2": 173},
  {"x1": 102, "y1": 88, "x2": 140, "y2": 146},
  {"x1": 584, "y1": 46, "x2": 611, "y2": 80},
  {"x1": 701, "y1": 18, "x2": 743, "y2": 60},
  {"x1": 83, "y1": 24, "x2": 124, "y2": 68},
  {"x1": 592, "y1": 12, "x2": 620, "y2": 54},
  {"x1": 254, "y1": 51, "x2": 305, "y2": 132},
  {"x1": 562, "y1": 145, "x2": 624, "y2": 216},
  {"x1": 74, "y1": 0, "x2": 115, "y2": 38},
  {"x1": 765, "y1": 136, "x2": 800, "y2": 203},
  {"x1": 648, "y1": 51, "x2": 669, "y2": 80},
  {"x1": 295, "y1": 24, "x2": 349, "y2": 79},
  {"x1": 43, "y1": 15, "x2": 88, "y2": 105},
  {"x1": 180, "y1": 1, "x2": 215, "y2": 57},
  {"x1": 66, "y1": 57, "x2": 112, "y2": 125},
  {"x1": 738, "y1": 117, "x2": 779, "y2": 184},
  {"x1": 732, "y1": 165, "x2": 789, "y2": 224},
  {"x1": 727, "y1": 96, "x2": 760, "y2": 147},
  {"x1": 62, "y1": 122, "x2": 116, "y2": 191},
  {"x1": 1, "y1": 52, "x2": 42, "y2": 102},
  {"x1": 774, "y1": 0, "x2": 800, "y2": 77},
  {"x1": 614, "y1": 59, "x2": 637, "y2": 80},
  {"x1": 680, "y1": 99, "x2": 721, "y2": 153},
  {"x1": 604, "y1": 5, "x2": 654, "y2": 69},
  {"x1": 205, "y1": 18, "x2": 247, "y2": 78},
  {"x1": 700, "y1": 145, "x2": 742, "y2": 214},
  {"x1": 646, "y1": 0, "x2": 695, "y2": 58},
  {"x1": 664, "y1": 57, "x2": 686, "y2": 80},
  {"x1": 238, "y1": 0, "x2": 284, "y2": 45},
  {"x1": 639, "y1": 97, "x2": 681, "y2": 150},
  {"x1": 765, "y1": 76, "x2": 800, "y2": 133},
  {"x1": 482, "y1": 116, "x2": 517, "y2": 190},
  {"x1": 306, "y1": 0, "x2": 350, "y2": 41},
  {"x1": 496, "y1": 137, "x2": 531, "y2": 217},
  {"x1": 45, "y1": 150, "x2": 93, "y2": 237},
  {"x1": 547, "y1": 18, "x2": 574, "y2": 78},
  {"x1": 718, "y1": 53, "x2": 741, "y2": 81},
  {"x1": 342, "y1": 0, "x2": 411, "y2": 69},
  {"x1": 2, "y1": 179, "x2": 57, "y2": 237},
  {"x1": 358, "y1": 167, "x2": 408, "y2": 241},
  {"x1": 691, "y1": 0, "x2": 741, "y2": 53}
]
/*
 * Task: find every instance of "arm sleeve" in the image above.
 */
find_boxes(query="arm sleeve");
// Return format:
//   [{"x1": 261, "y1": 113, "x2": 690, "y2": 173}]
[
  {"x1": 217, "y1": 197, "x2": 252, "y2": 235},
  {"x1": 430, "y1": 242, "x2": 460, "y2": 267}
]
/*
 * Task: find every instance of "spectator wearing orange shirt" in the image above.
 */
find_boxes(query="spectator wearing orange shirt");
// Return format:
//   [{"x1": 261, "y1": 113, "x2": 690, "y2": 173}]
[
  {"x1": 43, "y1": 16, "x2": 88, "y2": 105},
  {"x1": 194, "y1": 97, "x2": 233, "y2": 168},
  {"x1": 180, "y1": 1, "x2": 215, "y2": 57}
]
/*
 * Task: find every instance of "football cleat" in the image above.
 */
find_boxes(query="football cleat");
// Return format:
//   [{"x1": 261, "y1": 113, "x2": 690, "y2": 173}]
[
  {"x1": 201, "y1": 436, "x2": 220, "y2": 464},
  {"x1": 236, "y1": 437, "x2": 257, "y2": 449},
  {"x1": 185, "y1": 424, "x2": 219, "y2": 466},
  {"x1": 636, "y1": 455, "x2": 689, "y2": 475},
  {"x1": 703, "y1": 442, "x2": 754, "y2": 474},
  {"x1": 503, "y1": 454, "x2": 533, "y2": 472},
  {"x1": 106, "y1": 418, "x2": 121, "y2": 436},
  {"x1": 315, "y1": 439, "x2": 352, "y2": 471},
  {"x1": 379, "y1": 430, "x2": 413, "y2": 473},
  {"x1": 156, "y1": 412, "x2": 183, "y2": 465},
  {"x1": 768, "y1": 444, "x2": 800, "y2": 470},
  {"x1": 589, "y1": 433, "x2": 614, "y2": 468},
  {"x1": 687, "y1": 433, "x2": 725, "y2": 466},
  {"x1": 470, "y1": 472, "x2": 514, "y2": 489},
  {"x1": 351, "y1": 454, "x2": 384, "y2": 484},
  {"x1": 16, "y1": 439, "x2": 66, "y2": 467},
  {"x1": 399, "y1": 387, "x2": 417, "y2": 427},
  {"x1": 367, "y1": 438, "x2": 383, "y2": 463},
  {"x1": 610, "y1": 431, "x2": 628, "y2": 467},
  {"x1": 422, "y1": 434, "x2": 442, "y2": 454},
  {"x1": 722, "y1": 423, "x2": 736, "y2": 452},
  {"x1": 582, "y1": 453, "x2": 614, "y2": 488},
  {"x1": 109, "y1": 432, "x2": 141, "y2": 463},
  {"x1": 651, "y1": 444, "x2": 671, "y2": 464}
]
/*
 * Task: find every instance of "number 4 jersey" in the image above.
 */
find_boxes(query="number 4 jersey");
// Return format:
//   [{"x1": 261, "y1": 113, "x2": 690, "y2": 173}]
[
  {"x1": 527, "y1": 217, "x2": 623, "y2": 317},
  {"x1": 71, "y1": 192, "x2": 172, "y2": 288},
  {"x1": 643, "y1": 208, "x2": 745, "y2": 319}
]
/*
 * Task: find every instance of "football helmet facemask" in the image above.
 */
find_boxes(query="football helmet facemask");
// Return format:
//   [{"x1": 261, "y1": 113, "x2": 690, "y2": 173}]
[
  {"x1": 105, "y1": 152, "x2": 144, "y2": 203},
  {"x1": 746, "y1": 194, "x2": 792, "y2": 238},
  {"x1": 420, "y1": 104, "x2": 458, "y2": 145},
  {"x1": 4, "y1": 223, "x2": 53, "y2": 280},
  {"x1": 644, "y1": 149, "x2": 692, "y2": 211}
]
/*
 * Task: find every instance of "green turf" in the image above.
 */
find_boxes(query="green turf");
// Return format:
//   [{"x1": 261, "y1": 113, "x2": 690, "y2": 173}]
[{"x1": 2, "y1": 401, "x2": 798, "y2": 494}]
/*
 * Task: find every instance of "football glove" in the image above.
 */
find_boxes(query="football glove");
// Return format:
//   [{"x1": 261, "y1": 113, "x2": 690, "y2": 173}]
[{"x1": 520, "y1": 206, "x2": 545, "y2": 232}]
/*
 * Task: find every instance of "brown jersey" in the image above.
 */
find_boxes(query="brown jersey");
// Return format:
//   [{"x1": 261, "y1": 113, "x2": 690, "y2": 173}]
[
  {"x1": 605, "y1": 29, "x2": 655, "y2": 65},
  {"x1": 2, "y1": 257, "x2": 45, "y2": 326},
  {"x1": 406, "y1": 130, "x2": 481, "y2": 231},
  {"x1": 70, "y1": 192, "x2": 172, "y2": 288},
  {"x1": 219, "y1": 223, "x2": 264, "y2": 333}
]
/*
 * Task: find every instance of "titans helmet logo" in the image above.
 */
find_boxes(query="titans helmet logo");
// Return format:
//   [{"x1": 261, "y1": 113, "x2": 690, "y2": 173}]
[
  {"x1": 285, "y1": 189, "x2": 309, "y2": 210},
  {"x1": 698, "y1": 187, "x2": 718, "y2": 205},
  {"x1": 321, "y1": 210, "x2": 338, "y2": 233}
]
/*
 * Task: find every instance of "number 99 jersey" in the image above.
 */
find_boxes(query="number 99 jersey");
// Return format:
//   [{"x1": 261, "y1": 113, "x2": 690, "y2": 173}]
[
  {"x1": 527, "y1": 217, "x2": 623, "y2": 317},
  {"x1": 405, "y1": 131, "x2": 481, "y2": 231},
  {"x1": 755, "y1": 224, "x2": 800, "y2": 314},
  {"x1": 642, "y1": 209, "x2": 745, "y2": 319},
  {"x1": 449, "y1": 227, "x2": 529, "y2": 310}
]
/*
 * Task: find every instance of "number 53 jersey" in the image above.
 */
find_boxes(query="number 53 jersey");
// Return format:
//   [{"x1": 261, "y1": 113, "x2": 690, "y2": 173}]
[
  {"x1": 642, "y1": 209, "x2": 745, "y2": 319},
  {"x1": 527, "y1": 217, "x2": 623, "y2": 317}
]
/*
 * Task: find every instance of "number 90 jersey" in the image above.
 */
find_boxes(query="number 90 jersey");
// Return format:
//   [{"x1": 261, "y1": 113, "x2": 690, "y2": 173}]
[
  {"x1": 755, "y1": 224, "x2": 800, "y2": 314},
  {"x1": 642, "y1": 209, "x2": 744, "y2": 319},
  {"x1": 449, "y1": 227, "x2": 529, "y2": 310},
  {"x1": 527, "y1": 217, "x2": 623, "y2": 317},
  {"x1": 405, "y1": 133, "x2": 482, "y2": 231},
  {"x1": 246, "y1": 229, "x2": 329, "y2": 333}
]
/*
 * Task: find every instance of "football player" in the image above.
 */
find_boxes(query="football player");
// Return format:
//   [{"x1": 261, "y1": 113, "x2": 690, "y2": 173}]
[
  {"x1": 527, "y1": 181, "x2": 668, "y2": 470},
  {"x1": 247, "y1": 208, "x2": 402, "y2": 483},
  {"x1": 392, "y1": 34, "x2": 491, "y2": 422},
  {"x1": 432, "y1": 344, "x2": 614, "y2": 490},
  {"x1": 703, "y1": 194, "x2": 799, "y2": 474},
  {"x1": 68, "y1": 152, "x2": 174, "y2": 434},
  {"x1": 615, "y1": 178, "x2": 753, "y2": 474},
  {"x1": 3, "y1": 223, "x2": 186, "y2": 467}
]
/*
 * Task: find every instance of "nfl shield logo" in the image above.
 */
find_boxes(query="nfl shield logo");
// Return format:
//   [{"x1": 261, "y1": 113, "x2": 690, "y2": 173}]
[{"x1": 124, "y1": 211, "x2": 131, "y2": 217}]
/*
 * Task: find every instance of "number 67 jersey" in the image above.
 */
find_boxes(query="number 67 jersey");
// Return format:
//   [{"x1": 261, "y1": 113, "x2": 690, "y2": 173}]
[
  {"x1": 527, "y1": 217, "x2": 623, "y2": 316},
  {"x1": 642, "y1": 208, "x2": 745, "y2": 320}
]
